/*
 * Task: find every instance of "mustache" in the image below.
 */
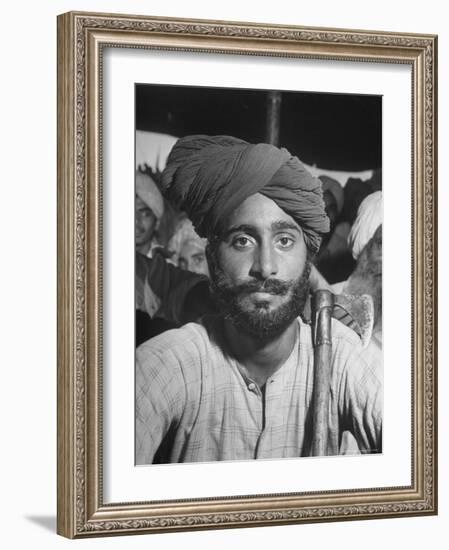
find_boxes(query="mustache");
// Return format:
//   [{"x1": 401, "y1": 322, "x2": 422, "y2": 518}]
[{"x1": 222, "y1": 278, "x2": 294, "y2": 297}]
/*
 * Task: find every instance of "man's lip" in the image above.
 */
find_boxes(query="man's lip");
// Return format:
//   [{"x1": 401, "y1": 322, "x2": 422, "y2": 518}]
[{"x1": 249, "y1": 290, "x2": 276, "y2": 298}]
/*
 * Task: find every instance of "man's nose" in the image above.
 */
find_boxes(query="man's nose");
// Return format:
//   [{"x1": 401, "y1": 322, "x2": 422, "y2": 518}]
[{"x1": 250, "y1": 242, "x2": 278, "y2": 280}]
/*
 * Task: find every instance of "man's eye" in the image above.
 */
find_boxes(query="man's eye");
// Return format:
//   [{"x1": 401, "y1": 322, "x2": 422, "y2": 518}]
[
  {"x1": 232, "y1": 236, "x2": 253, "y2": 249},
  {"x1": 193, "y1": 255, "x2": 205, "y2": 265},
  {"x1": 276, "y1": 236, "x2": 294, "y2": 248}
]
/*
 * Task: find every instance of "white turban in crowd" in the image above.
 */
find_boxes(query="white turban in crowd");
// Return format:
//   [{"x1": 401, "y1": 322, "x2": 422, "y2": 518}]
[
  {"x1": 167, "y1": 218, "x2": 207, "y2": 261},
  {"x1": 348, "y1": 191, "x2": 382, "y2": 260},
  {"x1": 136, "y1": 171, "x2": 165, "y2": 220}
]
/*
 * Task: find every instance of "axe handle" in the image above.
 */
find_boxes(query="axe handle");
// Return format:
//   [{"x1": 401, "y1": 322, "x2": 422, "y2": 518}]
[{"x1": 311, "y1": 289, "x2": 335, "y2": 456}]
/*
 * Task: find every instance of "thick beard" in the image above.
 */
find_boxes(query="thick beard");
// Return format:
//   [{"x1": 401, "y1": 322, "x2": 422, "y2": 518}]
[{"x1": 208, "y1": 252, "x2": 311, "y2": 340}]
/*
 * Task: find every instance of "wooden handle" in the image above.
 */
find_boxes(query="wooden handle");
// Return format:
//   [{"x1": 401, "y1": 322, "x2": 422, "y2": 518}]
[{"x1": 311, "y1": 289, "x2": 334, "y2": 456}]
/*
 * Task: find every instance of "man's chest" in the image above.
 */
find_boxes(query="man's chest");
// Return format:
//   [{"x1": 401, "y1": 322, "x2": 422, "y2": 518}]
[{"x1": 177, "y1": 367, "x2": 315, "y2": 460}]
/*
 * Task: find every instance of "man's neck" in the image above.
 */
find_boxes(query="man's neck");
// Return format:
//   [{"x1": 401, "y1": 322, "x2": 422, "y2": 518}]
[{"x1": 222, "y1": 319, "x2": 298, "y2": 387}]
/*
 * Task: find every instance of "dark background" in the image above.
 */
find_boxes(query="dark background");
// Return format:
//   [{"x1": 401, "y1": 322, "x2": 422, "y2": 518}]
[{"x1": 136, "y1": 84, "x2": 382, "y2": 172}]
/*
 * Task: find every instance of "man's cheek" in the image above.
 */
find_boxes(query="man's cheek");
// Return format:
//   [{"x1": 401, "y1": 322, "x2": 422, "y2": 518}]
[{"x1": 219, "y1": 249, "x2": 250, "y2": 276}]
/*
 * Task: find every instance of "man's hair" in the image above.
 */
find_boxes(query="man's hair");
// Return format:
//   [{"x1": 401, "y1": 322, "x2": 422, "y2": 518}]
[{"x1": 206, "y1": 238, "x2": 313, "y2": 338}]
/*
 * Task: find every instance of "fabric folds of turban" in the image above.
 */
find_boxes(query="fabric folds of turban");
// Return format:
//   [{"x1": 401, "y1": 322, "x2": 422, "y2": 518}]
[{"x1": 161, "y1": 135, "x2": 329, "y2": 253}]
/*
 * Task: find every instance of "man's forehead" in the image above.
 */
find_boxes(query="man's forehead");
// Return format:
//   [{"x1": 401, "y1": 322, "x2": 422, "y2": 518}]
[{"x1": 222, "y1": 193, "x2": 300, "y2": 233}]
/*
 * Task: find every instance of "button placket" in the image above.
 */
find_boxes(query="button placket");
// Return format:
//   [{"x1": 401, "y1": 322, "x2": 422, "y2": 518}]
[
  {"x1": 247, "y1": 381, "x2": 263, "y2": 398},
  {"x1": 255, "y1": 376, "x2": 282, "y2": 458}
]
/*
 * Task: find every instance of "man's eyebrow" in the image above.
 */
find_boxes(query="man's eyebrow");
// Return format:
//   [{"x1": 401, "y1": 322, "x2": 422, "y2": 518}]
[
  {"x1": 271, "y1": 220, "x2": 301, "y2": 233},
  {"x1": 222, "y1": 224, "x2": 256, "y2": 239},
  {"x1": 222, "y1": 221, "x2": 301, "y2": 239}
]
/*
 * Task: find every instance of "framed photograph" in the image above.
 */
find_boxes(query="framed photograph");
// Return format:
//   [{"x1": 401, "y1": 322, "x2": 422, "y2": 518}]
[{"x1": 57, "y1": 11, "x2": 437, "y2": 538}]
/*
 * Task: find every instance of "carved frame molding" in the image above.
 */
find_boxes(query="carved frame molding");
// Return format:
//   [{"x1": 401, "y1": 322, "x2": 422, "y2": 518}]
[{"x1": 57, "y1": 11, "x2": 437, "y2": 538}]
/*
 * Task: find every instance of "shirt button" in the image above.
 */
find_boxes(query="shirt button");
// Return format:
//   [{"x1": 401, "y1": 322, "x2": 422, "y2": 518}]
[{"x1": 248, "y1": 383, "x2": 256, "y2": 391}]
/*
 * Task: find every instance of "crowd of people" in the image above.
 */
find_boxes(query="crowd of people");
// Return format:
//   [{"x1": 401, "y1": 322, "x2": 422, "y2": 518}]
[{"x1": 134, "y1": 134, "x2": 383, "y2": 463}]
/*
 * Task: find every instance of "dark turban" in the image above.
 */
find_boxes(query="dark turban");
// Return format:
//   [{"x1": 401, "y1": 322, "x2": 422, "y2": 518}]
[{"x1": 161, "y1": 135, "x2": 329, "y2": 252}]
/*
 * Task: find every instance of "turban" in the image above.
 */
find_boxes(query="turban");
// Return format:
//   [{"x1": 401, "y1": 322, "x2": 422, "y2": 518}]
[
  {"x1": 161, "y1": 135, "x2": 329, "y2": 252},
  {"x1": 348, "y1": 191, "x2": 382, "y2": 260},
  {"x1": 136, "y1": 171, "x2": 165, "y2": 220},
  {"x1": 167, "y1": 217, "x2": 207, "y2": 260}
]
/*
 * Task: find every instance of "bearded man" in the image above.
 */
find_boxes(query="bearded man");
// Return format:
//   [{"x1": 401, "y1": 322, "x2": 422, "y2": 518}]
[{"x1": 135, "y1": 135, "x2": 382, "y2": 464}]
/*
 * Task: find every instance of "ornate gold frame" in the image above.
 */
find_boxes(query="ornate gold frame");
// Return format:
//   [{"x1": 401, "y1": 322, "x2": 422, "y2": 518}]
[{"x1": 57, "y1": 11, "x2": 438, "y2": 538}]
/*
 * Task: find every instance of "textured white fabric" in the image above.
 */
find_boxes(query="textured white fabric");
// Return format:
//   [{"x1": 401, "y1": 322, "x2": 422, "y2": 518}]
[{"x1": 136, "y1": 316, "x2": 382, "y2": 464}]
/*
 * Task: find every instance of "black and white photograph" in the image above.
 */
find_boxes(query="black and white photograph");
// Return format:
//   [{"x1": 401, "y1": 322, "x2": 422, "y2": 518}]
[{"x1": 134, "y1": 84, "x2": 383, "y2": 465}]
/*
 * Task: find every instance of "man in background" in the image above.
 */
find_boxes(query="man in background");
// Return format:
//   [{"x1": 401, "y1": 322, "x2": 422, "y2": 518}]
[
  {"x1": 315, "y1": 175, "x2": 353, "y2": 283},
  {"x1": 168, "y1": 218, "x2": 210, "y2": 277},
  {"x1": 135, "y1": 171, "x2": 165, "y2": 257}
]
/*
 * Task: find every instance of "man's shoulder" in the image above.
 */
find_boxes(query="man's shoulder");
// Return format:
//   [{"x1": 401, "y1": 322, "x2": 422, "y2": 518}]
[
  {"x1": 331, "y1": 317, "x2": 382, "y2": 377},
  {"x1": 138, "y1": 320, "x2": 208, "y2": 358},
  {"x1": 136, "y1": 315, "x2": 225, "y2": 367},
  {"x1": 331, "y1": 317, "x2": 364, "y2": 347},
  {"x1": 298, "y1": 314, "x2": 366, "y2": 363},
  {"x1": 297, "y1": 316, "x2": 361, "y2": 348}
]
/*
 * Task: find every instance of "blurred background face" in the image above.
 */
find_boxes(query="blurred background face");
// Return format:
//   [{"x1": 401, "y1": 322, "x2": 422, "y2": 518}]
[
  {"x1": 135, "y1": 196, "x2": 158, "y2": 248},
  {"x1": 178, "y1": 239, "x2": 209, "y2": 276},
  {"x1": 209, "y1": 193, "x2": 310, "y2": 338}
]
